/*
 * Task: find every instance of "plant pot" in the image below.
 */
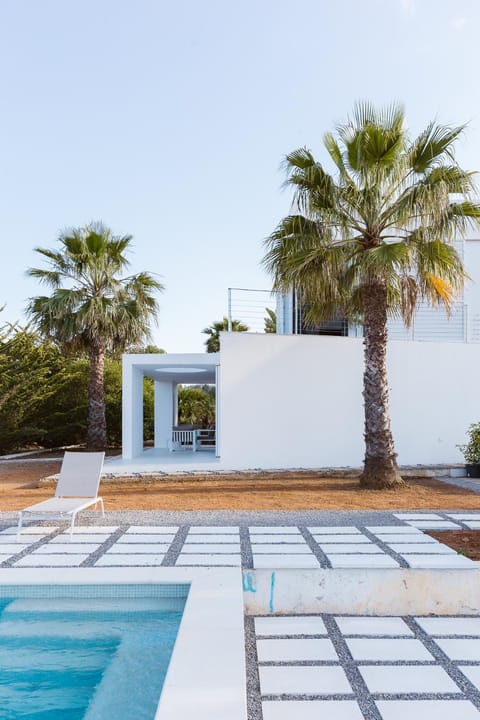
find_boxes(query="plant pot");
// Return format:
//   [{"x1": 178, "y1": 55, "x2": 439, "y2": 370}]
[{"x1": 466, "y1": 464, "x2": 480, "y2": 478}]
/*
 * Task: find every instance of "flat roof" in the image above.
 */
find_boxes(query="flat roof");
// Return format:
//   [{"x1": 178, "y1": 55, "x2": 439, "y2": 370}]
[{"x1": 122, "y1": 352, "x2": 219, "y2": 384}]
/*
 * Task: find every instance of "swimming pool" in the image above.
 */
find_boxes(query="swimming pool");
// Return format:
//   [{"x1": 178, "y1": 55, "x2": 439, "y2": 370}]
[{"x1": 0, "y1": 584, "x2": 189, "y2": 720}]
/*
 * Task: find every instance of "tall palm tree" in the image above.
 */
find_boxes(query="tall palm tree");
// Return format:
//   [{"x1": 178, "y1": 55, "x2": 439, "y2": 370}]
[
  {"x1": 263, "y1": 102, "x2": 480, "y2": 489},
  {"x1": 202, "y1": 317, "x2": 248, "y2": 353},
  {"x1": 27, "y1": 222, "x2": 164, "y2": 449}
]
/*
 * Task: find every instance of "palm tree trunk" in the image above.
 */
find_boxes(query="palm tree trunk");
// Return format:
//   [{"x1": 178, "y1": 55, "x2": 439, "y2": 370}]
[
  {"x1": 359, "y1": 281, "x2": 404, "y2": 489},
  {"x1": 87, "y1": 345, "x2": 107, "y2": 449}
]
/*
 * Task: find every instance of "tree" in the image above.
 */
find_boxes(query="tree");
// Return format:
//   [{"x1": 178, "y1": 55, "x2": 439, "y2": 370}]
[
  {"x1": 263, "y1": 102, "x2": 480, "y2": 489},
  {"x1": 177, "y1": 386, "x2": 215, "y2": 426},
  {"x1": 264, "y1": 307, "x2": 277, "y2": 333},
  {"x1": 202, "y1": 317, "x2": 248, "y2": 353},
  {"x1": 27, "y1": 222, "x2": 164, "y2": 449}
]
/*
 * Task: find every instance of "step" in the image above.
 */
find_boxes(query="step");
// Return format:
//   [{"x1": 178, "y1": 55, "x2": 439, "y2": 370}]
[{"x1": 243, "y1": 567, "x2": 480, "y2": 615}]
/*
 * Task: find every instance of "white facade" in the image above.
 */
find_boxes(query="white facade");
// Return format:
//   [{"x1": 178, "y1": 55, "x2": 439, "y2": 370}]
[
  {"x1": 121, "y1": 238, "x2": 480, "y2": 469},
  {"x1": 122, "y1": 332, "x2": 480, "y2": 469},
  {"x1": 277, "y1": 237, "x2": 480, "y2": 343},
  {"x1": 218, "y1": 332, "x2": 480, "y2": 468}
]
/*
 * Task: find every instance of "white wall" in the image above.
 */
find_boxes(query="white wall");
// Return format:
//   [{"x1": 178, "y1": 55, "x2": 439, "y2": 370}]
[
  {"x1": 218, "y1": 332, "x2": 480, "y2": 468},
  {"x1": 465, "y1": 239, "x2": 480, "y2": 342}
]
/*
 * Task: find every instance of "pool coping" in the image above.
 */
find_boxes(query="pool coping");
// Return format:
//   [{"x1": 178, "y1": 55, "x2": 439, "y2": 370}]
[{"x1": 0, "y1": 566, "x2": 247, "y2": 720}]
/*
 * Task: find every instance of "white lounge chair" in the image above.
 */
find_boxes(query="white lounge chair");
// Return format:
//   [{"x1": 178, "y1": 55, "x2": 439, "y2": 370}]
[{"x1": 16, "y1": 451, "x2": 105, "y2": 542}]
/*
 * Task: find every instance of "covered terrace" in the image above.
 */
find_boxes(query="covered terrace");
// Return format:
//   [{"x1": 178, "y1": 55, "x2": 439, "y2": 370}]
[{"x1": 121, "y1": 352, "x2": 219, "y2": 461}]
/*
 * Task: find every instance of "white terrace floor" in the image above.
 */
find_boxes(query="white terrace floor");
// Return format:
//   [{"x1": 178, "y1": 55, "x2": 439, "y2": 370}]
[
  {"x1": 1, "y1": 512, "x2": 480, "y2": 719},
  {"x1": 105, "y1": 448, "x2": 222, "y2": 474}
]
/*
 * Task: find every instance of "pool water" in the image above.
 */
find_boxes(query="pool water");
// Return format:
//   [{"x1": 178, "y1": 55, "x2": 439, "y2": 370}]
[{"x1": 0, "y1": 586, "x2": 187, "y2": 720}]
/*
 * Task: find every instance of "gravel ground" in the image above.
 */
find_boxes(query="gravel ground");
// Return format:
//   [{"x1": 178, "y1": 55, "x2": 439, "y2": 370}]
[{"x1": 0, "y1": 508, "x2": 462, "y2": 526}]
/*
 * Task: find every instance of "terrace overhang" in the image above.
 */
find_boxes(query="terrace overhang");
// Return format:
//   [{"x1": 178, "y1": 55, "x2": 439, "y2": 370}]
[{"x1": 122, "y1": 352, "x2": 219, "y2": 460}]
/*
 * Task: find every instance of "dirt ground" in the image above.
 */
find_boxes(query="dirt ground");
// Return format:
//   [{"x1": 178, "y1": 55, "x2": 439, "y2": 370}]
[
  {"x1": 3, "y1": 460, "x2": 480, "y2": 511},
  {"x1": 428, "y1": 531, "x2": 480, "y2": 561}
]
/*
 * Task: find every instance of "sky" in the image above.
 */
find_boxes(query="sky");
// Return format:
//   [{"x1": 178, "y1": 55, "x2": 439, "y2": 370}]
[{"x1": 0, "y1": 0, "x2": 479, "y2": 352}]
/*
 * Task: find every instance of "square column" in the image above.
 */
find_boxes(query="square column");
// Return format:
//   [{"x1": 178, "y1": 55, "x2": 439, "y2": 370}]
[
  {"x1": 154, "y1": 381, "x2": 174, "y2": 449},
  {"x1": 122, "y1": 360, "x2": 144, "y2": 459}
]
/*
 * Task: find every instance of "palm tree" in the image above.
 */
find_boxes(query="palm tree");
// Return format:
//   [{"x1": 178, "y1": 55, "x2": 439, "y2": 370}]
[
  {"x1": 264, "y1": 307, "x2": 277, "y2": 333},
  {"x1": 263, "y1": 102, "x2": 480, "y2": 489},
  {"x1": 27, "y1": 222, "x2": 164, "y2": 449},
  {"x1": 202, "y1": 317, "x2": 248, "y2": 353}
]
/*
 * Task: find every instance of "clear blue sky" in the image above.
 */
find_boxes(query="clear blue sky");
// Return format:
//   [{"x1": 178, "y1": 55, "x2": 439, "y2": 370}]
[{"x1": 0, "y1": 0, "x2": 479, "y2": 352}]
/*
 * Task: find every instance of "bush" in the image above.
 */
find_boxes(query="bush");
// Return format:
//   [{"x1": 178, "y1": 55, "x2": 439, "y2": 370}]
[{"x1": 458, "y1": 423, "x2": 480, "y2": 464}]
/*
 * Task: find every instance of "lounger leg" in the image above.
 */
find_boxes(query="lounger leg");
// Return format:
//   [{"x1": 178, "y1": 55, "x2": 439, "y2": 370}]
[
  {"x1": 99, "y1": 498, "x2": 105, "y2": 518},
  {"x1": 69, "y1": 513, "x2": 77, "y2": 542},
  {"x1": 16, "y1": 512, "x2": 23, "y2": 543}
]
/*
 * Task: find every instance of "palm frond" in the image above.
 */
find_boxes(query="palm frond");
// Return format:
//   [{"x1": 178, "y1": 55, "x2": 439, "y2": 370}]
[{"x1": 408, "y1": 122, "x2": 465, "y2": 173}]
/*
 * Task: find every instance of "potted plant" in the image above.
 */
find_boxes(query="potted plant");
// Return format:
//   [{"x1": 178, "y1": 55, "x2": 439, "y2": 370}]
[{"x1": 457, "y1": 423, "x2": 480, "y2": 478}]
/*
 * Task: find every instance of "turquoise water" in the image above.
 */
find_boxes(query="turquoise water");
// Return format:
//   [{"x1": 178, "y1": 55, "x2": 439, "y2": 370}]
[{"x1": 0, "y1": 586, "x2": 187, "y2": 720}]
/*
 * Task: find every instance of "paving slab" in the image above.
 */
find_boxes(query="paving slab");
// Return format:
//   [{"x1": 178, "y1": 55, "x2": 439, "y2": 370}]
[
  {"x1": 184, "y1": 534, "x2": 239, "y2": 543},
  {"x1": 117, "y1": 534, "x2": 176, "y2": 543},
  {"x1": 460, "y1": 667, "x2": 480, "y2": 690},
  {"x1": 308, "y1": 526, "x2": 361, "y2": 534},
  {"x1": 258, "y1": 665, "x2": 352, "y2": 695},
  {"x1": 367, "y1": 526, "x2": 423, "y2": 534},
  {"x1": 14, "y1": 554, "x2": 89, "y2": 567},
  {"x1": 317, "y1": 543, "x2": 383, "y2": 554},
  {"x1": 359, "y1": 665, "x2": 460, "y2": 694},
  {"x1": 375, "y1": 533, "x2": 439, "y2": 543},
  {"x1": 125, "y1": 526, "x2": 179, "y2": 533},
  {"x1": 0, "y1": 544, "x2": 28, "y2": 554},
  {"x1": 403, "y1": 554, "x2": 474, "y2": 568},
  {"x1": 250, "y1": 535, "x2": 307, "y2": 544},
  {"x1": 250, "y1": 544, "x2": 312, "y2": 554},
  {"x1": 50, "y1": 534, "x2": 111, "y2": 544},
  {"x1": 415, "y1": 618, "x2": 480, "y2": 636},
  {"x1": 388, "y1": 543, "x2": 456, "y2": 554},
  {"x1": 257, "y1": 638, "x2": 338, "y2": 662},
  {"x1": 188, "y1": 526, "x2": 239, "y2": 533},
  {"x1": 175, "y1": 554, "x2": 241, "y2": 566},
  {"x1": 435, "y1": 638, "x2": 480, "y2": 661},
  {"x1": 0, "y1": 526, "x2": 51, "y2": 535},
  {"x1": 465, "y1": 521, "x2": 480, "y2": 529},
  {"x1": 105, "y1": 543, "x2": 171, "y2": 554},
  {"x1": 249, "y1": 527, "x2": 302, "y2": 534},
  {"x1": 179, "y1": 543, "x2": 240, "y2": 553},
  {"x1": 334, "y1": 617, "x2": 414, "y2": 636},
  {"x1": 375, "y1": 700, "x2": 480, "y2": 720},
  {"x1": 255, "y1": 616, "x2": 328, "y2": 637},
  {"x1": 94, "y1": 554, "x2": 165, "y2": 566},
  {"x1": 0, "y1": 535, "x2": 48, "y2": 544},
  {"x1": 312, "y1": 535, "x2": 373, "y2": 544},
  {"x1": 394, "y1": 513, "x2": 444, "y2": 520},
  {"x1": 33, "y1": 543, "x2": 101, "y2": 554},
  {"x1": 253, "y1": 554, "x2": 320, "y2": 569},
  {"x1": 327, "y1": 554, "x2": 399, "y2": 568},
  {"x1": 60, "y1": 526, "x2": 118, "y2": 534},
  {"x1": 345, "y1": 637, "x2": 433, "y2": 661},
  {"x1": 262, "y1": 700, "x2": 364, "y2": 719},
  {"x1": 406, "y1": 520, "x2": 461, "y2": 530}
]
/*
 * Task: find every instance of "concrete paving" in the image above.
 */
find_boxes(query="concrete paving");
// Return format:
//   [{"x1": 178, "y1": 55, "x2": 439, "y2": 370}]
[{"x1": 1, "y1": 509, "x2": 480, "y2": 719}]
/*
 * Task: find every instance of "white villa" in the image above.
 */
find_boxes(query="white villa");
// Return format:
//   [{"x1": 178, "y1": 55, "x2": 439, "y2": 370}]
[{"x1": 118, "y1": 236, "x2": 480, "y2": 472}]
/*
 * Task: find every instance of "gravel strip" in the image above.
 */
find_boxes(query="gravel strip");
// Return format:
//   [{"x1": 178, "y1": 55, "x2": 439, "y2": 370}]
[
  {"x1": 3, "y1": 508, "x2": 475, "y2": 528},
  {"x1": 0, "y1": 526, "x2": 64, "y2": 567},
  {"x1": 299, "y1": 526, "x2": 332, "y2": 567},
  {"x1": 162, "y1": 526, "x2": 190, "y2": 566},
  {"x1": 244, "y1": 615, "x2": 263, "y2": 720},
  {"x1": 80, "y1": 526, "x2": 128, "y2": 567},
  {"x1": 404, "y1": 617, "x2": 480, "y2": 708}
]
